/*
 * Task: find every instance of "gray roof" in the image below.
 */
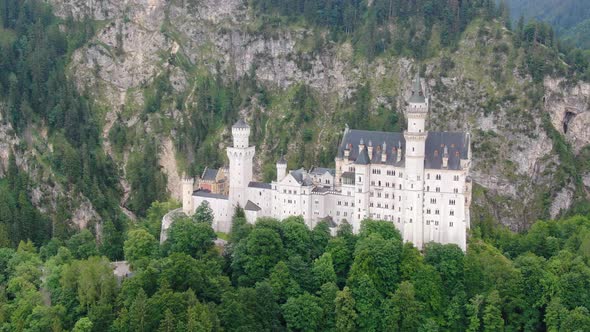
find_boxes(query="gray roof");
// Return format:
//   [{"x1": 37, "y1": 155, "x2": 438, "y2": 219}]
[
  {"x1": 310, "y1": 167, "x2": 335, "y2": 176},
  {"x1": 290, "y1": 169, "x2": 313, "y2": 186},
  {"x1": 277, "y1": 155, "x2": 287, "y2": 165},
  {"x1": 244, "y1": 200, "x2": 261, "y2": 211},
  {"x1": 201, "y1": 167, "x2": 218, "y2": 181},
  {"x1": 424, "y1": 132, "x2": 470, "y2": 170},
  {"x1": 409, "y1": 74, "x2": 426, "y2": 104},
  {"x1": 233, "y1": 118, "x2": 249, "y2": 129},
  {"x1": 337, "y1": 129, "x2": 405, "y2": 166},
  {"x1": 248, "y1": 181, "x2": 272, "y2": 189},
  {"x1": 337, "y1": 129, "x2": 469, "y2": 170},
  {"x1": 355, "y1": 147, "x2": 371, "y2": 165},
  {"x1": 193, "y1": 190, "x2": 228, "y2": 200}
]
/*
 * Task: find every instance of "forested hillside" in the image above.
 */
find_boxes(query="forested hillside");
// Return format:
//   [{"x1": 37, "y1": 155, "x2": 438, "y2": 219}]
[
  {"x1": 1, "y1": 204, "x2": 590, "y2": 331},
  {"x1": 506, "y1": 0, "x2": 590, "y2": 48},
  {"x1": 0, "y1": 0, "x2": 590, "y2": 330}
]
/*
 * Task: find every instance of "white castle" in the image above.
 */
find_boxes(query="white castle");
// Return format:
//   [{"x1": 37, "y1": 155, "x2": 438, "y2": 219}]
[{"x1": 179, "y1": 75, "x2": 472, "y2": 250}]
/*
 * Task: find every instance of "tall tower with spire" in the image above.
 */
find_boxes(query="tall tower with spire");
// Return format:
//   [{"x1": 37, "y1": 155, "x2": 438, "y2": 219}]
[
  {"x1": 227, "y1": 119, "x2": 255, "y2": 208},
  {"x1": 403, "y1": 74, "x2": 429, "y2": 249}
]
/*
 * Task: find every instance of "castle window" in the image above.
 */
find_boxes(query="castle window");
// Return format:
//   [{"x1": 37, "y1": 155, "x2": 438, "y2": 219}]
[
  {"x1": 450, "y1": 210, "x2": 455, "y2": 216},
  {"x1": 426, "y1": 220, "x2": 431, "y2": 225},
  {"x1": 399, "y1": 184, "x2": 402, "y2": 189},
  {"x1": 449, "y1": 200, "x2": 456, "y2": 205},
  {"x1": 417, "y1": 176, "x2": 421, "y2": 181},
  {"x1": 436, "y1": 187, "x2": 440, "y2": 192},
  {"x1": 397, "y1": 217, "x2": 400, "y2": 223},
  {"x1": 454, "y1": 175, "x2": 460, "y2": 181},
  {"x1": 358, "y1": 176, "x2": 362, "y2": 183},
  {"x1": 436, "y1": 174, "x2": 442, "y2": 180},
  {"x1": 435, "y1": 221, "x2": 439, "y2": 226},
  {"x1": 385, "y1": 193, "x2": 389, "y2": 198},
  {"x1": 435, "y1": 209, "x2": 440, "y2": 215},
  {"x1": 450, "y1": 222, "x2": 454, "y2": 227},
  {"x1": 344, "y1": 212, "x2": 347, "y2": 217},
  {"x1": 427, "y1": 186, "x2": 430, "y2": 191},
  {"x1": 411, "y1": 184, "x2": 414, "y2": 189},
  {"x1": 454, "y1": 188, "x2": 459, "y2": 193},
  {"x1": 371, "y1": 181, "x2": 375, "y2": 186},
  {"x1": 338, "y1": 201, "x2": 342, "y2": 205},
  {"x1": 427, "y1": 173, "x2": 430, "y2": 180},
  {"x1": 260, "y1": 192, "x2": 262, "y2": 196},
  {"x1": 410, "y1": 219, "x2": 413, "y2": 223},
  {"x1": 378, "y1": 181, "x2": 382, "y2": 186},
  {"x1": 430, "y1": 198, "x2": 436, "y2": 204},
  {"x1": 427, "y1": 209, "x2": 431, "y2": 214}
]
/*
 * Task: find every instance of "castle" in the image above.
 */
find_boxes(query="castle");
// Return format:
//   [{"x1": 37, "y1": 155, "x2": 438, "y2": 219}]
[{"x1": 180, "y1": 75, "x2": 472, "y2": 250}]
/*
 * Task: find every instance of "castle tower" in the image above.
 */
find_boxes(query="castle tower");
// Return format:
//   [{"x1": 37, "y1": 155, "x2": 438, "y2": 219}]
[
  {"x1": 276, "y1": 155, "x2": 287, "y2": 182},
  {"x1": 182, "y1": 176, "x2": 195, "y2": 215},
  {"x1": 403, "y1": 74, "x2": 428, "y2": 249},
  {"x1": 227, "y1": 119, "x2": 255, "y2": 208}
]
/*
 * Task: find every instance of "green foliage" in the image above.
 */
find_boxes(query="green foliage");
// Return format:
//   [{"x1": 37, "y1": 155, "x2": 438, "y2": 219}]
[
  {"x1": 163, "y1": 217, "x2": 216, "y2": 259},
  {"x1": 124, "y1": 229, "x2": 159, "y2": 270},
  {"x1": 127, "y1": 138, "x2": 168, "y2": 217}
]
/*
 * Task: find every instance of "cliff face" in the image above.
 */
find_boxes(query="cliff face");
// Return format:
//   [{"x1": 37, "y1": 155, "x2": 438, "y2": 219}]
[{"x1": 44, "y1": 0, "x2": 590, "y2": 229}]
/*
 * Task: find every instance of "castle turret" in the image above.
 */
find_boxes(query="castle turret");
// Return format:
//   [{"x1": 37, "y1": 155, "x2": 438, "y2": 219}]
[
  {"x1": 182, "y1": 176, "x2": 194, "y2": 215},
  {"x1": 276, "y1": 155, "x2": 287, "y2": 182},
  {"x1": 403, "y1": 73, "x2": 428, "y2": 249},
  {"x1": 227, "y1": 118, "x2": 255, "y2": 208}
]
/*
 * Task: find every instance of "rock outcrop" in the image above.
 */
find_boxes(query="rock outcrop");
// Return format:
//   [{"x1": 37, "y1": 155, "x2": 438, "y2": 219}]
[{"x1": 45, "y1": 0, "x2": 590, "y2": 229}]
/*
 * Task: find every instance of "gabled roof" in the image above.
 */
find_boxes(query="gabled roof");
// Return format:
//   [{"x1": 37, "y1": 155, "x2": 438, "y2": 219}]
[
  {"x1": 310, "y1": 167, "x2": 335, "y2": 176},
  {"x1": 290, "y1": 169, "x2": 313, "y2": 186},
  {"x1": 244, "y1": 200, "x2": 261, "y2": 211},
  {"x1": 201, "y1": 167, "x2": 218, "y2": 181}
]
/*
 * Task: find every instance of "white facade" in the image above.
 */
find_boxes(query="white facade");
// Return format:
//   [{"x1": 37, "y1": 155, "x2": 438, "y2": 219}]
[{"x1": 181, "y1": 76, "x2": 472, "y2": 250}]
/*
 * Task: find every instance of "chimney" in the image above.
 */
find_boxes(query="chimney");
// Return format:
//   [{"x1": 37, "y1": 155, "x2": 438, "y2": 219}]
[
  {"x1": 367, "y1": 140, "x2": 373, "y2": 161},
  {"x1": 381, "y1": 142, "x2": 387, "y2": 163},
  {"x1": 442, "y1": 145, "x2": 449, "y2": 169},
  {"x1": 359, "y1": 138, "x2": 365, "y2": 154}
]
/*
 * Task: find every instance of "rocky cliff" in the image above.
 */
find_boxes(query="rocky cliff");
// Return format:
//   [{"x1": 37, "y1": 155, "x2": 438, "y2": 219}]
[{"x1": 44, "y1": 0, "x2": 590, "y2": 229}]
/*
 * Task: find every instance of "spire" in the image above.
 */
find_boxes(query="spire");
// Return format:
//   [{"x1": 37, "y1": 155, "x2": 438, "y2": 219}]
[
  {"x1": 232, "y1": 118, "x2": 249, "y2": 129},
  {"x1": 409, "y1": 73, "x2": 426, "y2": 104},
  {"x1": 277, "y1": 154, "x2": 287, "y2": 165}
]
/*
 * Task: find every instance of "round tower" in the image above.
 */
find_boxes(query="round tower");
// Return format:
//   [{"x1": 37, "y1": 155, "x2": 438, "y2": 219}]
[
  {"x1": 227, "y1": 118, "x2": 256, "y2": 208},
  {"x1": 232, "y1": 118, "x2": 250, "y2": 148},
  {"x1": 276, "y1": 155, "x2": 287, "y2": 182},
  {"x1": 182, "y1": 176, "x2": 195, "y2": 215}
]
